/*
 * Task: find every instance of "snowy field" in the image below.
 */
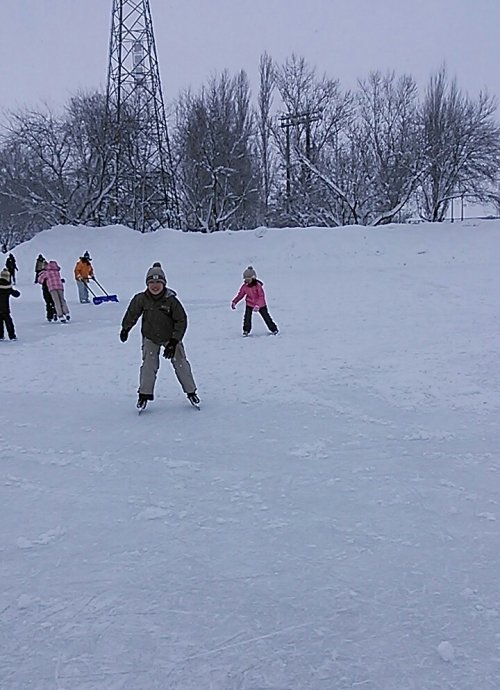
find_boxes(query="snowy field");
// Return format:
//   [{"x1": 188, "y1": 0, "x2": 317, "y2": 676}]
[{"x1": 1, "y1": 220, "x2": 500, "y2": 689}]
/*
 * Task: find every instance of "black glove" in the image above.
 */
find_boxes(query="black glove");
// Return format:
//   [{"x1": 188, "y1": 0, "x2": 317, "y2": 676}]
[
  {"x1": 163, "y1": 338, "x2": 178, "y2": 359},
  {"x1": 119, "y1": 328, "x2": 129, "y2": 343}
]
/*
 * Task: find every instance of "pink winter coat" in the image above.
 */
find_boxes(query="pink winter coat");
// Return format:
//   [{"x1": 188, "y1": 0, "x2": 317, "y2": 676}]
[
  {"x1": 232, "y1": 280, "x2": 267, "y2": 309},
  {"x1": 37, "y1": 261, "x2": 64, "y2": 291}
]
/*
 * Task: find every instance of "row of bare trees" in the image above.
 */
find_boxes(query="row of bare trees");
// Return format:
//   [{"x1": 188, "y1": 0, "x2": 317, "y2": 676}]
[
  {"x1": 254, "y1": 57, "x2": 500, "y2": 227},
  {"x1": 1, "y1": 56, "x2": 500, "y2": 248},
  {"x1": 0, "y1": 93, "x2": 112, "y2": 249}
]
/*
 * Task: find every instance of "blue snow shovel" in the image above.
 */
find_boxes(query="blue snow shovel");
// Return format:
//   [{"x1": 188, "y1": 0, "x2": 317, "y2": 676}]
[{"x1": 87, "y1": 278, "x2": 119, "y2": 305}]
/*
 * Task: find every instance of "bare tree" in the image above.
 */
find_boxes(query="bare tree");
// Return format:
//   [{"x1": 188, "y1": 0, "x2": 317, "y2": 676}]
[
  {"x1": 173, "y1": 71, "x2": 259, "y2": 231},
  {"x1": 273, "y1": 54, "x2": 353, "y2": 224},
  {"x1": 355, "y1": 71, "x2": 423, "y2": 224},
  {"x1": 0, "y1": 95, "x2": 117, "y2": 232},
  {"x1": 419, "y1": 67, "x2": 500, "y2": 221},
  {"x1": 0, "y1": 138, "x2": 35, "y2": 248},
  {"x1": 2, "y1": 109, "x2": 75, "y2": 226},
  {"x1": 0, "y1": 176, "x2": 34, "y2": 251},
  {"x1": 64, "y1": 91, "x2": 115, "y2": 225},
  {"x1": 256, "y1": 52, "x2": 276, "y2": 224}
]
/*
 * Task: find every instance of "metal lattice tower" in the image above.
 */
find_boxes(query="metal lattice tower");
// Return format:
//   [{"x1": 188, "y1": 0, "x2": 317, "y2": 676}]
[{"x1": 105, "y1": 0, "x2": 180, "y2": 231}]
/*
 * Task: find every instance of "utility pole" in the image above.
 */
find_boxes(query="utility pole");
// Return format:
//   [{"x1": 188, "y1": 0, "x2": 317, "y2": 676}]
[
  {"x1": 279, "y1": 111, "x2": 322, "y2": 212},
  {"x1": 105, "y1": 0, "x2": 180, "y2": 231}
]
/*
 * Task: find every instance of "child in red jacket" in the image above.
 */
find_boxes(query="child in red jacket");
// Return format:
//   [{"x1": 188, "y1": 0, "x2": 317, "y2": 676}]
[{"x1": 231, "y1": 266, "x2": 279, "y2": 336}]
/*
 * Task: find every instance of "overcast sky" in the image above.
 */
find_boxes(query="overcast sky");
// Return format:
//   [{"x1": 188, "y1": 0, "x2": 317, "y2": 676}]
[{"x1": 0, "y1": 0, "x2": 499, "y2": 116}]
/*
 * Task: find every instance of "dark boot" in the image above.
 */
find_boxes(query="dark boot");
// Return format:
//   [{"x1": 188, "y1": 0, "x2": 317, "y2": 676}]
[
  {"x1": 137, "y1": 392, "x2": 153, "y2": 409},
  {"x1": 187, "y1": 391, "x2": 200, "y2": 406}
]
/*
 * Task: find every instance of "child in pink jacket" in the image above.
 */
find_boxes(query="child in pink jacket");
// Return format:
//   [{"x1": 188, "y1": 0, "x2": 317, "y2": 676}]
[
  {"x1": 231, "y1": 266, "x2": 278, "y2": 336},
  {"x1": 37, "y1": 260, "x2": 70, "y2": 323}
]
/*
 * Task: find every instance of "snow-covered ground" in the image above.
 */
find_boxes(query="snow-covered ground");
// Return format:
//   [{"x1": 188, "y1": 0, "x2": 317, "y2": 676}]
[{"x1": 1, "y1": 220, "x2": 500, "y2": 689}]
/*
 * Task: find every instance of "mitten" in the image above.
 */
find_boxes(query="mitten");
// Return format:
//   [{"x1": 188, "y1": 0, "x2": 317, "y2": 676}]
[
  {"x1": 163, "y1": 338, "x2": 178, "y2": 359},
  {"x1": 119, "y1": 328, "x2": 129, "y2": 343},
  {"x1": 231, "y1": 302, "x2": 236, "y2": 310}
]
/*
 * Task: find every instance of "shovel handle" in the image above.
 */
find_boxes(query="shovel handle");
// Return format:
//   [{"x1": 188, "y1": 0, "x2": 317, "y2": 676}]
[{"x1": 93, "y1": 278, "x2": 109, "y2": 295}]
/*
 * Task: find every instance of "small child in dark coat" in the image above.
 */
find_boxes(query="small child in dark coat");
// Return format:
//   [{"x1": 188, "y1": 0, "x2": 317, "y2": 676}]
[
  {"x1": 0, "y1": 268, "x2": 20, "y2": 340},
  {"x1": 5, "y1": 253, "x2": 17, "y2": 284}
]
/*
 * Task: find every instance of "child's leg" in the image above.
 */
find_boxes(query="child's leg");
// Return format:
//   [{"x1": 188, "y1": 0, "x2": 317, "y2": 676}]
[
  {"x1": 50, "y1": 290, "x2": 63, "y2": 317},
  {"x1": 42, "y1": 285, "x2": 54, "y2": 319},
  {"x1": 4, "y1": 313, "x2": 16, "y2": 339},
  {"x1": 139, "y1": 337, "x2": 161, "y2": 398},
  {"x1": 243, "y1": 305, "x2": 253, "y2": 334},
  {"x1": 46, "y1": 294, "x2": 56, "y2": 320},
  {"x1": 258, "y1": 306, "x2": 278, "y2": 333},
  {"x1": 0, "y1": 314, "x2": 5, "y2": 338},
  {"x1": 60, "y1": 292, "x2": 70, "y2": 316},
  {"x1": 170, "y1": 342, "x2": 197, "y2": 394}
]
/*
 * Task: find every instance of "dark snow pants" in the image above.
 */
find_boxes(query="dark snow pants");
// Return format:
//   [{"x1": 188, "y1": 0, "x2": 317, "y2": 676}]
[
  {"x1": 42, "y1": 282, "x2": 56, "y2": 321},
  {"x1": 243, "y1": 305, "x2": 278, "y2": 334},
  {"x1": 0, "y1": 312, "x2": 16, "y2": 339}
]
